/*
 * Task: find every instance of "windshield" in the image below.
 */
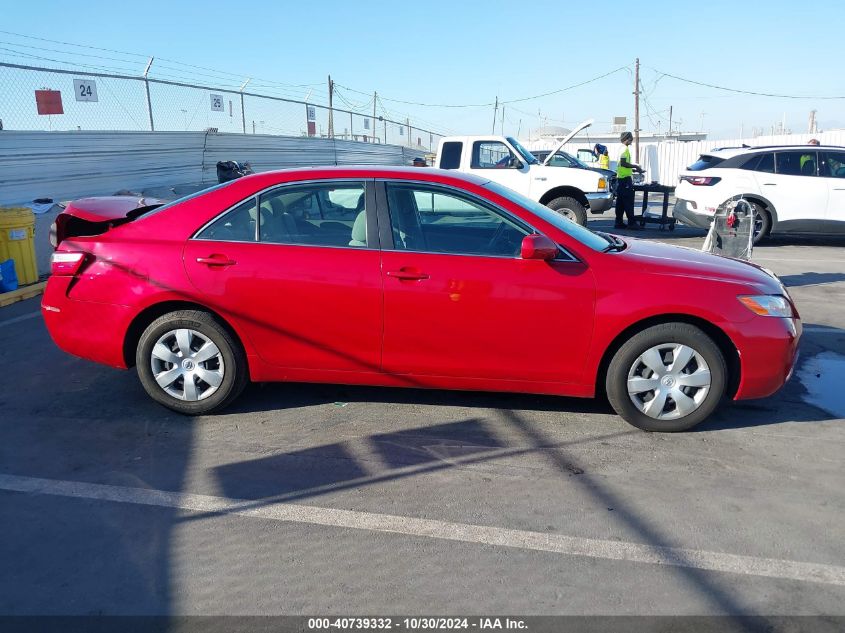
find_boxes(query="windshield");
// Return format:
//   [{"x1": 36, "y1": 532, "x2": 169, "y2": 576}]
[
  {"x1": 545, "y1": 152, "x2": 588, "y2": 169},
  {"x1": 483, "y1": 181, "x2": 609, "y2": 252},
  {"x1": 506, "y1": 137, "x2": 539, "y2": 165}
]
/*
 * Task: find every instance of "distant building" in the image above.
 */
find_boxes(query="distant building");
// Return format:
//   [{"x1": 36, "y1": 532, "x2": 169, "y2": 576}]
[{"x1": 527, "y1": 126, "x2": 707, "y2": 146}]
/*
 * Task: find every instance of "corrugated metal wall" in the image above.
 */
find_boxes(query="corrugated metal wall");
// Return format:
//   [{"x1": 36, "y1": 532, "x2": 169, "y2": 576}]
[
  {"x1": 0, "y1": 131, "x2": 205, "y2": 203},
  {"x1": 0, "y1": 131, "x2": 420, "y2": 204}
]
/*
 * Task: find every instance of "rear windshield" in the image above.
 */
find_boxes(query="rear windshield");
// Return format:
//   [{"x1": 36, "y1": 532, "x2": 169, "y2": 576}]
[
  {"x1": 687, "y1": 155, "x2": 725, "y2": 171},
  {"x1": 136, "y1": 181, "x2": 234, "y2": 219}
]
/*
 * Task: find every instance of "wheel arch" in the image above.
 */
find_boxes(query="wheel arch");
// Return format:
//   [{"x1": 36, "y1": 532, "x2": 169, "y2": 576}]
[
  {"x1": 539, "y1": 186, "x2": 589, "y2": 209},
  {"x1": 123, "y1": 300, "x2": 250, "y2": 375},
  {"x1": 594, "y1": 314, "x2": 741, "y2": 400},
  {"x1": 737, "y1": 194, "x2": 778, "y2": 228}
]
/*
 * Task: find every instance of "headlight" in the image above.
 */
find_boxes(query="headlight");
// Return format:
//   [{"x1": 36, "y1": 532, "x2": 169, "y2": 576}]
[
  {"x1": 598, "y1": 177, "x2": 608, "y2": 191},
  {"x1": 737, "y1": 295, "x2": 794, "y2": 317}
]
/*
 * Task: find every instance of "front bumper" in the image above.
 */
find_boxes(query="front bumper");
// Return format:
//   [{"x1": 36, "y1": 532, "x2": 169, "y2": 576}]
[
  {"x1": 673, "y1": 199, "x2": 714, "y2": 229},
  {"x1": 733, "y1": 316, "x2": 802, "y2": 400},
  {"x1": 587, "y1": 191, "x2": 614, "y2": 214}
]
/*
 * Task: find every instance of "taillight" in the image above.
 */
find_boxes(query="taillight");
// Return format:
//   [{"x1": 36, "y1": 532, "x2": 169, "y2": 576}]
[
  {"x1": 51, "y1": 252, "x2": 87, "y2": 276},
  {"x1": 680, "y1": 175, "x2": 722, "y2": 186}
]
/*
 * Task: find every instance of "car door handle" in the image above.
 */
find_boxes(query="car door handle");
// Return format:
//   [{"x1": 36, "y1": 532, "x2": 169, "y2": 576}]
[
  {"x1": 196, "y1": 255, "x2": 237, "y2": 267},
  {"x1": 386, "y1": 269, "x2": 429, "y2": 281},
  {"x1": 763, "y1": 183, "x2": 777, "y2": 186}
]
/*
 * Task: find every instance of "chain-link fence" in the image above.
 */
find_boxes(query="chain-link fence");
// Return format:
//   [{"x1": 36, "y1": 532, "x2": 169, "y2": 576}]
[{"x1": 0, "y1": 62, "x2": 443, "y2": 152}]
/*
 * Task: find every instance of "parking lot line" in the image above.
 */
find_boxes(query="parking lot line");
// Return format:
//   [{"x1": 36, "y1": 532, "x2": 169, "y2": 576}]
[
  {"x1": 0, "y1": 311, "x2": 41, "y2": 328},
  {"x1": 2, "y1": 472, "x2": 844, "y2": 587}
]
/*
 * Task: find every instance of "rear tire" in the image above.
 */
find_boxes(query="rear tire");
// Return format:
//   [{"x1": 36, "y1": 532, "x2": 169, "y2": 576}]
[
  {"x1": 546, "y1": 196, "x2": 588, "y2": 226},
  {"x1": 136, "y1": 310, "x2": 248, "y2": 415},
  {"x1": 605, "y1": 323, "x2": 727, "y2": 432},
  {"x1": 751, "y1": 202, "x2": 771, "y2": 245}
]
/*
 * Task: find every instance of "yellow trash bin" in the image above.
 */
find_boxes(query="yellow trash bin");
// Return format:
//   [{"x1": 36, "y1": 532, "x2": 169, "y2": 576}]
[{"x1": 0, "y1": 207, "x2": 38, "y2": 286}]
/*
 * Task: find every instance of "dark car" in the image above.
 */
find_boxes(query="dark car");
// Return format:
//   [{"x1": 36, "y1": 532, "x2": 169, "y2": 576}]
[{"x1": 531, "y1": 150, "x2": 618, "y2": 194}]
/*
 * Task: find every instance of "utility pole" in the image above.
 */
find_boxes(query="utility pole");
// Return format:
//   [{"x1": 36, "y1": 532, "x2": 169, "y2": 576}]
[
  {"x1": 501, "y1": 106, "x2": 505, "y2": 135},
  {"x1": 239, "y1": 78, "x2": 250, "y2": 134},
  {"x1": 143, "y1": 57, "x2": 155, "y2": 131},
  {"x1": 668, "y1": 105, "x2": 673, "y2": 138},
  {"x1": 373, "y1": 91, "x2": 377, "y2": 143},
  {"x1": 327, "y1": 75, "x2": 334, "y2": 139},
  {"x1": 633, "y1": 57, "x2": 640, "y2": 162},
  {"x1": 492, "y1": 96, "x2": 498, "y2": 134},
  {"x1": 809, "y1": 109, "x2": 817, "y2": 134}
]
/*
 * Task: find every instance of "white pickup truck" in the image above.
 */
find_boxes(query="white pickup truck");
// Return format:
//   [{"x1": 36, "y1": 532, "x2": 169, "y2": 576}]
[{"x1": 434, "y1": 119, "x2": 613, "y2": 225}]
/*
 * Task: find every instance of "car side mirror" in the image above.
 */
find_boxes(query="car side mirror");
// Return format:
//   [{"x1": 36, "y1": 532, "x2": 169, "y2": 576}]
[{"x1": 520, "y1": 234, "x2": 558, "y2": 260}]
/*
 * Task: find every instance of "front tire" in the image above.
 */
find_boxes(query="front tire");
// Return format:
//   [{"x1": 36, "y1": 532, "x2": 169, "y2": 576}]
[
  {"x1": 546, "y1": 196, "x2": 588, "y2": 226},
  {"x1": 136, "y1": 310, "x2": 248, "y2": 415},
  {"x1": 605, "y1": 323, "x2": 727, "y2": 432}
]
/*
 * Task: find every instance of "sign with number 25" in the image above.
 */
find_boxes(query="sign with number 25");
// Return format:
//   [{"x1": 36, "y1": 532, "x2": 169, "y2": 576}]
[
  {"x1": 73, "y1": 79, "x2": 98, "y2": 103},
  {"x1": 210, "y1": 94, "x2": 224, "y2": 112}
]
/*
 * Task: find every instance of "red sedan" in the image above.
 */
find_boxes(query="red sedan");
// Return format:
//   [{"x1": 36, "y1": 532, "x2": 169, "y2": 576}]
[{"x1": 42, "y1": 167, "x2": 801, "y2": 432}]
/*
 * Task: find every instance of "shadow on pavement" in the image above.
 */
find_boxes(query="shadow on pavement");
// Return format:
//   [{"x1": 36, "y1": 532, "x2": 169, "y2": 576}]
[{"x1": 778, "y1": 272, "x2": 845, "y2": 288}]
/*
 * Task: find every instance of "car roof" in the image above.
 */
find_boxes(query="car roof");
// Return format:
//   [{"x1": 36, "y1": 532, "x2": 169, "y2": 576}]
[
  {"x1": 702, "y1": 144, "x2": 845, "y2": 158},
  {"x1": 233, "y1": 165, "x2": 493, "y2": 187}
]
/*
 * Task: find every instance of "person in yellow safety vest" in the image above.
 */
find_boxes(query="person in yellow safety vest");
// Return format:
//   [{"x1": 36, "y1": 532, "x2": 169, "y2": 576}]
[
  {"x1": 800, "y1": 138, "x2": 820, "y2": 173},
  {"x1": 594, "y1": 144, "x2": 610, "y2": 170},
  {"x1": 615, "y1": 132, "x2": 644, "y2": 229}
]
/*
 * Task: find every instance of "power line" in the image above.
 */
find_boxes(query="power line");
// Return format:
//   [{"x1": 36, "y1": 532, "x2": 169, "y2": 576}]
[
  {"x1": 648, "y1": 66, "x2": 845, "y2": 100},
  {"x1": 500, "y1": 66, "x2": 630, "y2": 105},
  {"x1": 0, "y1": 46, "x2": 142, "y2": 75},
  {"x1": 0, "y1": 29, "x2": 148, "y2": 58},
  {"x1": 336, "y1": 65, "x2": 631, "y2": 109},
  {"x1": 0, "y1": 29, "x2": 325, "y2": 90}
]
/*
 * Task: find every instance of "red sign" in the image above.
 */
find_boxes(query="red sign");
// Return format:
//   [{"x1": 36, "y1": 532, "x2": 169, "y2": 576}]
[
  {"x1": 35, "y1": 90, "x2": 64, "y2": 115},
  {"x1": 307, "y1": 121, "x2": 316, "y2": 137}
]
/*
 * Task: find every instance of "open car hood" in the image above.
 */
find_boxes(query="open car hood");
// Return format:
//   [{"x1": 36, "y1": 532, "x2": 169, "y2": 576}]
[{"x1": 541, "y1": 118, "x2": 594, "y2": 166}]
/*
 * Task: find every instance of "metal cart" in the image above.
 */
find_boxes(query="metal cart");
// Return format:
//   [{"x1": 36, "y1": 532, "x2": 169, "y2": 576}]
[
  {"x1": 633, "y1": 183, "x2": 676, "y2": 230},
  {"x1": 702, "y1": 198, "x2": 755, "y2": 260}
]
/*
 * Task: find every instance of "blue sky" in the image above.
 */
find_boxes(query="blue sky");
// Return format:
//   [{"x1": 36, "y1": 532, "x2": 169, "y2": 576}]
[{"x1": 2, "y1": 0, "x2": 844, "y2": 138}]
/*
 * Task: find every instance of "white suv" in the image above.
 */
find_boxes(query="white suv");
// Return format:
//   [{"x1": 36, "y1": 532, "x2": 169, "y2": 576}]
[{"x1": 674, "y1": 145, "x2": 845, "y2": 243}]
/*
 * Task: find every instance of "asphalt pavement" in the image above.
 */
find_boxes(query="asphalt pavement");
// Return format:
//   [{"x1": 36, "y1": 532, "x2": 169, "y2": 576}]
[{"x1": 1, "y1": 215, "x2": 844, "y2": 618}]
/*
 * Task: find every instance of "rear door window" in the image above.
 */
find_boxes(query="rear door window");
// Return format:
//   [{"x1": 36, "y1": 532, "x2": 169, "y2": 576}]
[
  {"x1": 776, "y1": 151, "x2": 816, "y2": 176},
  {"x1": 753, "y1": 153, "x2": 775, "y2": 173},
  {"x1": 439, "y1": 142, "x2": 463, "y2": 169},
  {"x1": 258, "y1": 182, "x2": 368, "y2": 248},
  {"x1": 196, "y1": 199, "x2": 258, "y2": 242}
]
